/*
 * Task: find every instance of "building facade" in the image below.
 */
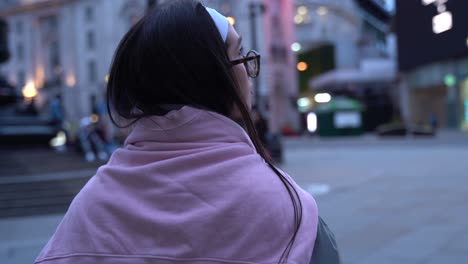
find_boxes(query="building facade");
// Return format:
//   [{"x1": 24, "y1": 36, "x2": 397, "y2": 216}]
[
  {"x1": 203, "y1": 0, "x2": 299, "y2": 133},
  {"x1": 1, "y1": 0, "x2": 299, "y2": 134},
  {"x1": 0, "y1": 0, "x2": 146, "y2": 122},
  {"x1": 294, "y1": 0, "x2": 361, "y2": 80},
  {"x1": 295, "y1": 0, "x2": 395, "y2": 131},
  {"x1": 395, "y1": 0, "x2": 468, "y2": 130}
]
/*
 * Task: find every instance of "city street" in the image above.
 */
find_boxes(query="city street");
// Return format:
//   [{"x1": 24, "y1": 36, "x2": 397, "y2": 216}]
[
  {"x1": 1, "y1": 132, "x2": 468, "y2": 264},
  {"x1": 0, "y1": 147, "x2": 105, "y2": 218},
  {"x1": 1, "y1": 0, "x2": 467, "y2": 263},
  {"x1": 282, "y1": 133, "x2": 468, "y2": 264}
]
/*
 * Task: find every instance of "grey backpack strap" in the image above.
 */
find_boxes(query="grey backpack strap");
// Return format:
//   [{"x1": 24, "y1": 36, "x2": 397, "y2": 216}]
[{"x1": 310, "y1": 216, "x2": 341, "y2": 264}]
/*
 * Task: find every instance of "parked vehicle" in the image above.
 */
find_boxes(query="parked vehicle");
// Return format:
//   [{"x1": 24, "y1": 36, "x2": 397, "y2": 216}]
[{"x1": 376, "y1": 122, "x2": 435, "y2": 137}]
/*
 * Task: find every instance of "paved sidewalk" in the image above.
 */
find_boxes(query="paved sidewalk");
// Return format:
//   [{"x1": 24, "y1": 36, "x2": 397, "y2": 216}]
[
  {"x1": 0, "y1": 147, "x2": 102, "y2": 218},
  {"x1": 284, "y1": 129, "x2": 468, "y2": 149},
  {"x1": 1, "y1": 131, "x2": 468, "y2": 264},
  {"x1": 282, "y1": 136, "x2": 468, "y2": 264},
  {"x1": 0, "y1": 147, "x2": 104, "y2": 178},
  {"x1": 0, "y1": 214, "x2": 63, "y2": 264}
]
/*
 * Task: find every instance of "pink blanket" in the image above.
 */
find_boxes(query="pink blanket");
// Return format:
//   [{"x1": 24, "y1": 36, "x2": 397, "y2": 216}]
[{"x1": 36, "y1": 106, "x2": 318, "y2": 264}]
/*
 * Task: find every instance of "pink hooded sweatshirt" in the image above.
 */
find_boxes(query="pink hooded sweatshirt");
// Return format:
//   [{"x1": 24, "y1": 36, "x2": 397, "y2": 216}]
[{"x1": 35, "y1": 106, "x2": 318, "y2": 264}]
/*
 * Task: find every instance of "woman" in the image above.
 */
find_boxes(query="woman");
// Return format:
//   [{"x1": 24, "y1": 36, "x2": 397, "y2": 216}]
[{"x1": 35, "y1": 1, "x2": 320, "y2": 263}]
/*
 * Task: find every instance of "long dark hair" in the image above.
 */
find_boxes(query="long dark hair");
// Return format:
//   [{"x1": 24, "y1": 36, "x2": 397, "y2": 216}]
[{"x1": 106, "y1": 0, "x2": 302, "y2": 262}]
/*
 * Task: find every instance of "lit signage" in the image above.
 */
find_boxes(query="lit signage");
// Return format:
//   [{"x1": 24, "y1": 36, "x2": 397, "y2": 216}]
[
  {"x1": 422, "y1": 0, "x2": 437, "y2": 6},
  {"x1": 396, "y1": 0, "x2": 468, "y2": 71},
  {"x1": 433, "y1": 11, "x2": 452, "y2": 34},
  {"x1": 422, "y1": 0, "x2": 452, "y2": 34}
]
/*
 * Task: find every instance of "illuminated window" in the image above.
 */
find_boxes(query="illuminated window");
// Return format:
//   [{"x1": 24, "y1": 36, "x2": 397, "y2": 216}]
[
  {"x1": 294, "y1": 15, "x2": 304, "y2": 24},
  {"x1": 297, "y1": 6, "x2": 308, "y2": 15}
]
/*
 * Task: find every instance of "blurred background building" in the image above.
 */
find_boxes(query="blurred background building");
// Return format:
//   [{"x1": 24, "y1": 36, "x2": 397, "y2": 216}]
[
  {"x1": 0, "y1": 0, "x2": 146, "y2": 123},
  {"x1": 0, "y1": 0, "x2": 300, "y2": 137},
  {"x1": 296, "y1": 0, "x2": 396, "y2": 132},
  {"x1": 203, "y1": 0, "x2": 300, "y2": 135},
  {"x1": 0, "y1": 0, "x2": 466, "y2": 138},
  {"x1": 395, "y1": 0, "x2": 468, "y2": 131}
]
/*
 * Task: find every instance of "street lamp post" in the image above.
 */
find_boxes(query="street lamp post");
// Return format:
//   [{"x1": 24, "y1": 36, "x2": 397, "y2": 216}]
[
  {"x1": 248, "y1": 2, "x2": 265, "y2": 110},
  {"x1": 248, "y1": 2, "x2": 283, "y2": 163}
]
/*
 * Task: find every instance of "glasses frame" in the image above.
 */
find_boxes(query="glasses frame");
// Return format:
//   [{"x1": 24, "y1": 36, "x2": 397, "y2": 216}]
[{"x1": 230, "y1": 50, "x2": 261, "y2": 78}]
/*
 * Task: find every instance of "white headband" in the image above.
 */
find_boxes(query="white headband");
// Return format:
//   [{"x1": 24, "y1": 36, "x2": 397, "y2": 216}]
[{"x1": 205, "y1": 7, "x2": 229, "y2": 43}]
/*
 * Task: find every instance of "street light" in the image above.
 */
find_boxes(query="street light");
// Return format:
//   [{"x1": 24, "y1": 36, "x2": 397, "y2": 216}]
[
  {"x1": 307, "y1": 112, "x2": 318, "y2": 133},
  {"x1": 227, "y1": 16, "x2": 236, "y2": 25},
  {"x1": 297, "y1": 6, "x2": 308, "y2": 15},
  {"x1": 314, "y1": 93, "x2": 331, "y2": 103},
  {"x1": 294, "y1": 15, "x2": 304, "y2": 24},
  {"x1": 22, "y1": 81, "x2": 38, "y2": 100},
  {"x1": 297, "y1": 61, "x2": 308, "y2": 71},
  {"x1": 291, "y1": 42, "x2": 301, "y2": 52}
]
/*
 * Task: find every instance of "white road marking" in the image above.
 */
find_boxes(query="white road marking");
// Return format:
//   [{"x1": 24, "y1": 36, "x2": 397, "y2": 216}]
[{"x1": 306, "y1": 183, "x2": 331, "y2": 197}]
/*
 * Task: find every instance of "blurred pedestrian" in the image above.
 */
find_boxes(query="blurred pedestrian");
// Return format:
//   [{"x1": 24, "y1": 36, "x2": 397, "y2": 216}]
[
  {"x1": 36, "y1": 1, "x2": 338, "y2": 263},
  {"x1": 77, "y1": 116, "x2": 108, "y2": 162},
  {"x1": 251, "y1": 106, "x2": 268, "y2": 146},
  {"x1": 49, "y1": 94, "x2": 64, "y2": 125},
  {"x1": 430, "y1": 112, "x2": 438, "y2": 131},
  {"x1": 91, "y1": 91, "x2": 120, "y2": 153},
  {"x1": 49, "y1": 94, "x2": 68, "y2": 152}
]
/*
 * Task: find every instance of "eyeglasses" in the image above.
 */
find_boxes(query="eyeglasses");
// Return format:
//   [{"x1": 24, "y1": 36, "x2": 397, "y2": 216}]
[{"x1": 230, "y1": 50, "x2": 261, "y2": 78}]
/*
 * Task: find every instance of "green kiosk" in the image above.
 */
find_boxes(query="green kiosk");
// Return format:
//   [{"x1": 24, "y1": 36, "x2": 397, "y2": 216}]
[{"x1": 315, "y1": 97, "x2": 365, "y2": 137}]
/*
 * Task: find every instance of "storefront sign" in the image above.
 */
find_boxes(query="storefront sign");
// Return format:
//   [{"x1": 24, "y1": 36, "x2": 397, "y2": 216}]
[
  {"x1": 396, "y1": 0, "x2": 468, "y2": 71},
  {"x1": 334, "y1": 112, "x2": 361, "y2": 128},
  {"x1": 422, "y1": 0, "x2": 452, "y2": 34}
]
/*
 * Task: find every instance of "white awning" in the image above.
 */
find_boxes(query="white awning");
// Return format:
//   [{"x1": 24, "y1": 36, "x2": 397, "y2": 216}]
[{"x1": 310, "y1": 59, "x2": 397, "y2": 90}]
